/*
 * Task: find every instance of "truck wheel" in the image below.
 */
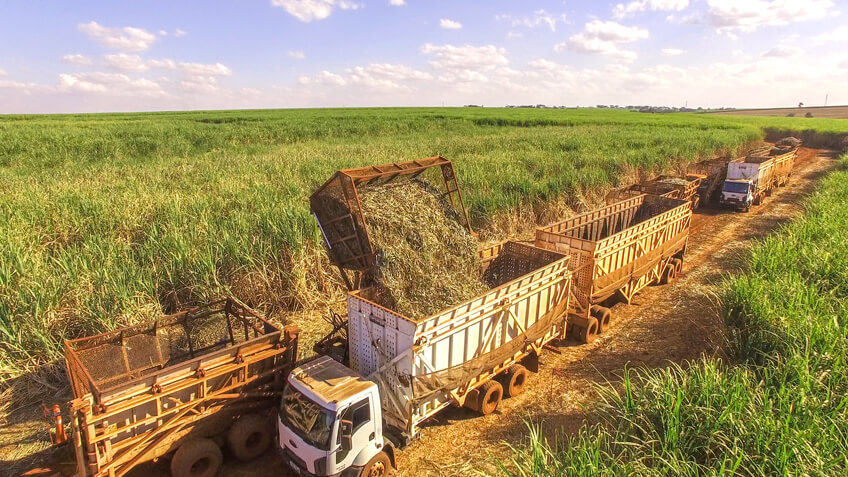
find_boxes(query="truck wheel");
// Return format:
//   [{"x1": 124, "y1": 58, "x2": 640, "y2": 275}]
[
  {"x1": 500, "y1": 364, "x2": 529, "y2": 398},
  {"x1": 590, "y1": 306, "x2": 612, "y2": 334},
  {"x1": 660, "y1": 263, "x2": 676, "y2": 285},
  {"x1": 672, "y1": 258, "x2": 683, "y2": 274},
  {"x1": 580, "y1": 317, "x2": 599, "y2": 344},
  {"x1": 691, "y1": 195, "x2": 700, "y2": 210},
  {"x1": 227, "y1": 413, "x2": 273, "y2": 462},
  {"x1": 361, "y1": 451, "x2": 392, "y2": 477},
  {"x1": 170, "y1": 438, "x2": 222, "y2": 477},
  {"x1": 476, "y1": 380, "x2": 503, "y2": 415}
]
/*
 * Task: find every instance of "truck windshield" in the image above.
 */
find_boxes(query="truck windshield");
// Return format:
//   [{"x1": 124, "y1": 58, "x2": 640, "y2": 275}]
[
  {"x1": 723, "y1": 181, "x2": 749, "y2": 194},
  {"x1": 280, "y1": 385, "x2": 335, "y2": 450}
]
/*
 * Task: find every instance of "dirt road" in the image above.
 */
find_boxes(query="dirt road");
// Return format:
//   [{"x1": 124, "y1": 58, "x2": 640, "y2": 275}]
[{"x1": 6, "y1": 148, "x2": 837, "y2": 477}]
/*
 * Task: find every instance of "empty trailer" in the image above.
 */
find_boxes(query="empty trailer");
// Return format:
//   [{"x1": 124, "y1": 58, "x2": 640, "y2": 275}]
[{"x1": 535, "y1": 194, "x2": 692, "y2": 342}]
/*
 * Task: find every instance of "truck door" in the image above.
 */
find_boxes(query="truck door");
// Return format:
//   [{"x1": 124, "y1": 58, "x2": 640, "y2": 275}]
[{"x1": 334, "y1": 397, "x2": 378, "y2": 472}]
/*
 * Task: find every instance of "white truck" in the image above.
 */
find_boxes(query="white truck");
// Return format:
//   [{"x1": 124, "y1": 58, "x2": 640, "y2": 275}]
[
  {"x1": 720, "y1": 156, "x2": 776, "y2": 211},
  {"x1": 277, "y1": 241, "x2": 571, "y2": 477},
  {"x1": 278, "y1": 159, "x2": 573, "y2": 477}
]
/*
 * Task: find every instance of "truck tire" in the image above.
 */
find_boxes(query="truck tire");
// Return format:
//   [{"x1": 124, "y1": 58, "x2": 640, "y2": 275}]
[
  {"x1": 672, "y1": 258, "x2": 683, "y2": 274},
  {"x1": 170, "y1": 438, "x2": 222, "y2": 477},
  {"x1": 227, "y1": 413, "x2": 273, "y2": 462},
  {"x1": 590, "y1": 306, "x2": 612, "y2": 334},
  {"x1": 500, "y1": 364, "x2": 529, "y2": 398},
  {"x1": 580, "y1": 317, "x2": 599, "y2": 344},
  {"x1": 691, "y1": 195, "x2": 700, "y2": 210},
  {"x1": 660, "y1": 263, "x2": 676, "y2": 285},
  {"x1": 361, "y1": 451, "x2": 392, "y2": 477},
  {"x1": 476, "y1": 380, "x2": 503, "y2": 415}
]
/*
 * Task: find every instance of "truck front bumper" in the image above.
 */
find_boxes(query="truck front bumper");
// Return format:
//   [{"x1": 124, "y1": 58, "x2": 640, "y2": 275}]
[{"x1": 279, "y1": 447, "x2": 362, "y2": 477}]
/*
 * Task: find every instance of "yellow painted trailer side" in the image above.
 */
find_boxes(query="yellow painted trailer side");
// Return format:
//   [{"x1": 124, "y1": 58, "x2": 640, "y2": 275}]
[{"x1": 535, "y1": 194, "x2": 691, "y2": 333}]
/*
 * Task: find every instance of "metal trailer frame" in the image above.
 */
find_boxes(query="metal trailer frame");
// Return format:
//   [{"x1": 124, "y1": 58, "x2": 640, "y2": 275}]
[
  {"x1": 63, "y1": 298, "x2": 300, "y2": 477},
  {"x1": 346, "y1": 241, "x2": 571, "y2": 440},
  {"x1": 535, "y1": 194, "x2": 691, "y2": 339},
  {"x1": 309, "y1": 156, "x2": 473, "y2": 291},
  {"x1": 606, "y1": 174, "x2": 705, "y2": 209}
]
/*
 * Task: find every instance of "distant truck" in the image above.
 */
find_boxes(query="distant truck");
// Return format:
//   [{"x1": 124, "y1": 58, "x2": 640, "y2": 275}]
[
  {"x1": 282, "y1": 158, "x2": 573, "y2": 477},
  {"x1": 720, "y1": 148, "x2": 796, "y2": 211},
  {"x1": 33, "y1": 298, "x2": 300, "y2": 477}
]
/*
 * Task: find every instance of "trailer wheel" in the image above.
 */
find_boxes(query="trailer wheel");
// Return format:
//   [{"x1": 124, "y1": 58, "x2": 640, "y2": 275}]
[
  {"x1": 361, "y1": 451, "x2": 392, "y2": 477},
  {"x1": 170, "y1": 438, "x2": 222, "y2": 477},
  {"x1": 227, "y1": 413, "x2": 273, "y2": 462},
  {"x1": 501, "y1": 364, "x2": 529, "y2": 398},
  {"x1": 476, "y1": 380, "x2": 503, "y2": 415},
  {"x1": 672, "y1": 258, "x2": 683, "y2": 274},
  {"x1": 580, "y1": 317, "x2": 599, "y2": 344},
  {"x1": 660, "y1": 263, "x2": 677, "y2": 285},
  {"x1": 590, "y1": 306, "x2": 612, "y2": 334},
  {"x1": 691, "y1": 195, "x2": 700, "y2": 210}
]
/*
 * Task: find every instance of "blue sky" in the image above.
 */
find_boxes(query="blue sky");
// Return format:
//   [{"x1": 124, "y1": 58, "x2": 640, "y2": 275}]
[{"x1": 1, "y1": 0, "x2": 846, "y2": 113}]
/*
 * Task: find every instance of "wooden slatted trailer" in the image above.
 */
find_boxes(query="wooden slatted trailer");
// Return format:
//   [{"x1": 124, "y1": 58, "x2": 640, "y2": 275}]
[
  {"x1": 53, "y1": 298, "x2": 299, "y2": 477},
  {"x1": 606, "y1": 174, "x2": 705, "y2": 209},
  {"x1": 535, "y1": 194, "x2": 692, "y2": 343},
  {"x1": 347, "y1": 240, "x2": 571, "y2": 439}
]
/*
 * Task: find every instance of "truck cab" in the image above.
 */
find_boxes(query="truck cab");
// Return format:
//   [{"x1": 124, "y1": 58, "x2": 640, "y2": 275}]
[
  {"x1": 278, "y1": 355, "x2": 395, "y2": 477},
  {"x1": 720, "y1": 179, "x2": 754, "y2": 210}
]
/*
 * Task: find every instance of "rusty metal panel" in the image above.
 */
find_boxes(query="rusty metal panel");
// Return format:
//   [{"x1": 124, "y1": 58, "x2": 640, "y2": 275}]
[{"x1": 310, "y1": 156, "x2": 473, "y2": 289}]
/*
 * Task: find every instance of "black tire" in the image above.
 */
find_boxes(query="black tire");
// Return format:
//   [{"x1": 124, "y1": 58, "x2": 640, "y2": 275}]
[
  {"x1": 580, "y1": 317, "x2": 599, "y2": 344},
  {"x1": 672, "y1": 258, "x2": 683, "y2": 274},
  {"x1": 591, "y1": 306, "x2": 612, "y2": 334},
  {"x1": 476, "y1": 380, "x2": 503, "y2": 415},
  {"x1": 360, "y1": 451, "x2": 392, "y2": 477},
  {"x1": 500, "y1": 364, "x2": 529, "y2": 398},
  {"x1": 227, "y1": 413, "x2": 273, "y2": 462},
  {"x1": 660, "y1": 263, "x2": 676, "y2": 285},
  {"x1": 170, "y1": 438, "x2": 222, "y2": 477}
]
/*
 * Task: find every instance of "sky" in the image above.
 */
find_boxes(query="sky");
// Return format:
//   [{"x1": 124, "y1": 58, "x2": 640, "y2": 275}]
[{"x1": 1, "y1": 0, "x2": 846, "y2": 113}]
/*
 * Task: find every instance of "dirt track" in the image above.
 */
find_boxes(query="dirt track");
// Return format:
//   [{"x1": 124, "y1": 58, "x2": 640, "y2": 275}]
[{"x1": 4, "y1": 148, "x2": 837, "y2": 477}]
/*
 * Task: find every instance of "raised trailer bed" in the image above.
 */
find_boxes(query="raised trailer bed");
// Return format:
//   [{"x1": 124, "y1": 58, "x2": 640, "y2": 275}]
[
  {"x1": 60, "y1": 298, "x2": 299, "y2": 477},
  {"x1": 310, "y1": 156, "x2": 473, "y2": 291},
  {"x1": 346, "y1": 241, "x2": 571, "y2": 439},
  {"x1": 536, "y1": 194, "x2": 691, "y2": 342}
]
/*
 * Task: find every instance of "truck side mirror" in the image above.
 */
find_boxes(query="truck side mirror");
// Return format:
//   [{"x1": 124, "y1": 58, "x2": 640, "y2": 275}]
[{"x1": 340, "y1": 419, "x2": 353, "y2": 451}]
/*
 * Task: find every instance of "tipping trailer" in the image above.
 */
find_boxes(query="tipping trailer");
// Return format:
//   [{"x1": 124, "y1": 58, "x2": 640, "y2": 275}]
[
  {"x1": 536, "y1": 194, "x2": 692, "y2": 343},
  {"x1": 772, "y1": 149, "x2": 797, "y2": 187},
  {"x1": 35, "y1": 298, "x2": 300, "y2": 477},
  {"x1": 277, "y1": 158, "x2": 571, "y2": 477}
]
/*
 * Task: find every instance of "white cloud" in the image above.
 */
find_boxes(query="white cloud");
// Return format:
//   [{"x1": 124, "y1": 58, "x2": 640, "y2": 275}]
[
  {"x1": 501, "y1": 9, "x2": 560, "y2": 32},
  {"x1": 707, "y1": 0, "x2": 837, "y2": 33},
  {"x1": 174, "y1": 29, "x2": 188, "y2": 37},
  {"x1": 614, "y1": 0, "x2": 689, "y2": 19},
  {"x1": 270, "y1": 0, "x2": 362, "y2": 22},
  {"x1": 149, "y1": 59, "x2": 232, "y2": 76},
  {"x1": 506, "y1": 31, "x2": 524, "y2": 39},
  {"x1": 159, "y1": 30, "x2": 168, "y2": 36},
  {"x1": 440, "y1": 19, "x2": 462, "y2": 30},
  {"x1": 840, "y1": 59, "x2": 848, "y2": 69},
  {"x1": 102, "y1": 53, "x2": 149, "y2": 72},
  {"x1": 556, "y1": 20, "x2": 648, "y2": 62},
  {"x1": 813, "y1": 25, "x2": 848, "y2": 43},
  {"x1": 761, "y1": 45, "x2": 803, "y2": 57},
  {"x1": 62, "y1": 54, "x2": 94, "y2": 66},
  {"x1": 420, "y1": 44, "x2": 509, "y2": 71},
  {"x1": 58, "y1": 72, "x2": 166, "y2": 97},
  {"x1": 389, "y1": 0, "x2": 405, "y2": 5},
  {"x1": 0, "y1": 69, "x2": 5, "y2": 76},
  {"x1": 302, "y1": 63, "x2": 432, "y2": 90},
  {"x1": 77, "y1": 21, "x2": 157, "y2": 51},
  {"x1": 661, "y1": 48, "x2": 685, "y2": 56},
  {"x1": 288, "y1": 50, "x2": 306, "y2": 60}
]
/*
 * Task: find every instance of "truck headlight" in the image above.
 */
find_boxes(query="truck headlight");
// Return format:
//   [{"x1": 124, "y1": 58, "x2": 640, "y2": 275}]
[{"x1": 313, "y1": 456, "x2": 327, "y2": 475}]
